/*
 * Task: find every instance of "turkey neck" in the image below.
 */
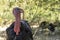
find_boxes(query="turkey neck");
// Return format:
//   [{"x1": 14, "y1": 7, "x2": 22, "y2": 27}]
[
  {"x1": 15, "y1": 14, "x2": 20, "y2": 25},
  {"x1": 14, "y1": 14, "x2": 21, "y2": 35}
]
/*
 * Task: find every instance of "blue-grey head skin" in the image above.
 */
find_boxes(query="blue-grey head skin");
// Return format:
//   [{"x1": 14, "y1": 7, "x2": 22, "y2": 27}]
[{"x1": 13, "y1": 7, "x2": 24, "y2": 17}]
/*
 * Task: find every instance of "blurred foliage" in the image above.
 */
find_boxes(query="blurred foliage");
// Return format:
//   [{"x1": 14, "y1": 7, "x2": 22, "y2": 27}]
[{"x1": 0, "y1": 0, "x2": 60, "y2": 25}]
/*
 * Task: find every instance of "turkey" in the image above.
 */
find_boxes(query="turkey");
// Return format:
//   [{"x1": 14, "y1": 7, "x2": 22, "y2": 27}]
[
  {"x1": 39, "y1": 21, "x2": 48, "y2": 29},
  {"x1": 48, "y1": 23, "x2": 55, "y2": 32},
  {"x1": 6, "y1": 7, "x2": 33, "y2": 40},
  {"x1": 39, "y1": 21, "x2": 48, "y2": 32}
]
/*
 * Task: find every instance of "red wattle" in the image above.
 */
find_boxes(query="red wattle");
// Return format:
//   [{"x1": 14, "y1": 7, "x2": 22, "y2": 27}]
[{"x1": 14, "y1": 26, "x2": 20, "y2": 35}]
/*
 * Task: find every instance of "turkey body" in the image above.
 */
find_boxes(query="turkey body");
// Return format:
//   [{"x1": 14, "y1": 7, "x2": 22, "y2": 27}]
[
  {"x1": 48, "y1": 23, "x2": 55, "y2": 32},
  {"x1": 6, "y1": 20, "x2": 33, "y2": 40}
]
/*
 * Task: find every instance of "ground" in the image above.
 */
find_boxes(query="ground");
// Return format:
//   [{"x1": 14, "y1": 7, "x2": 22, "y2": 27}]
[
  {"x1": 33, "y1": 28, "x2": 60, "y2": 40},
  {"x1": 0, "y1": 25, "x2": 60, "y2": 40}
]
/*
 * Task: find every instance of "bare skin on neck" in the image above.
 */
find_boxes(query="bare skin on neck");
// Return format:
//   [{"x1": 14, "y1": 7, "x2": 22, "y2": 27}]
[
  {"x1": 13, "y1": 7, "x2": 24, "y2": 35},
  {"x1": 14, "y1": 14, "x2": 21, "y2": 35}
]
